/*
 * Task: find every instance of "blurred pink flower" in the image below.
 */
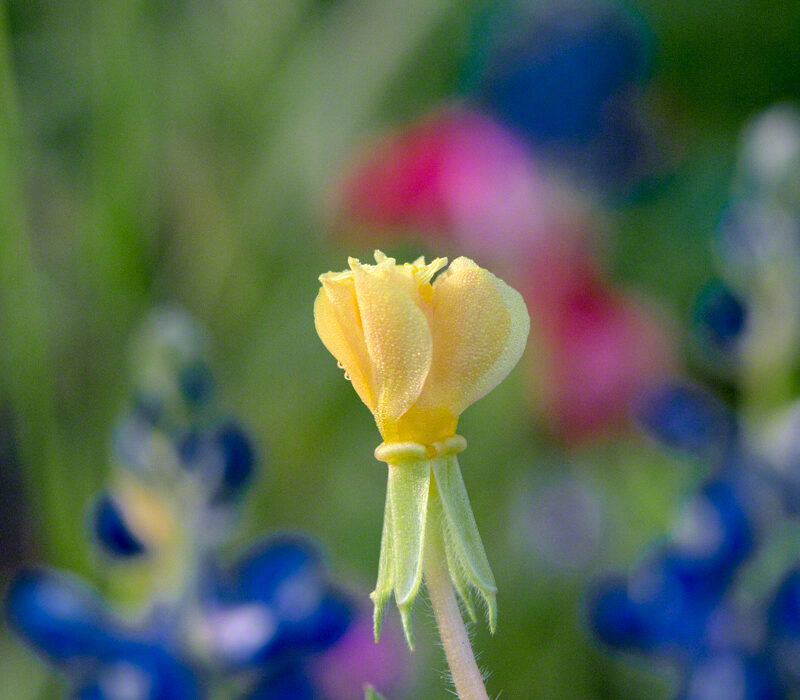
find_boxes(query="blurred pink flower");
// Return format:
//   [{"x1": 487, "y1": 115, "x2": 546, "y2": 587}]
[
  {"x1": 332, "y1": 107, "x2": 596, "y2": 264},
  {"x1": 526, "y1": 254, "x2": 675, "y2": 444},
  {"x1": 309, "y1": 608, "x2": 410, "y2": 700}
]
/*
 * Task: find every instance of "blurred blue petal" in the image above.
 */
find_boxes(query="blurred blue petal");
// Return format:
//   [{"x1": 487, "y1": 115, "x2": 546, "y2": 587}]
[
  {"x1": 179, "y1": 422, "x2": 256, "y2": 501},
  {"x1": 768, "y1": 568, "x2": 800, "y2": 639},
  {"x1": 76, "y1": 640, "x2": 200, "y2": 700},
  {"x1": 465, "y1": 1, "x2": 653, "y2": 186},
  {"x1": 693, "y1": 280, "x2": 747, "y2": 353},
  {"x1": 247, "y1": 666, "x2": 316, "y2": 700},
  {"x1": 681, "y1": 652, "x2": 782, "y2": 700},
  {"x1": 198, "y1": 538, "x2": 351, "y2": 668},
  {"x1": 588, "y1": 576, "x2": 654, "y2": 651},
  {"x1": 92, "y1": 492, "x2": 146, "y2": 558},
  {"x1": 6, "y1": 569, "x2": 114, "y2": 663},
  {"x1": 277, "y1": 589, "x2": 352, "y2": 653},
  {"x1": 668, "y1": 479, "x2": 754, "y2": 588},
  {"x1": 637, "y1": 383, "x2": 736, "y2": 457},
  {"x1": 477, "y1": 15, "x2": 645, "y2": 142},
  {"x1": 236, "y1": 538, "x2": 324, "y2": 605},
  {"x1": 213, "y1": 422, "x2": 256, "y2": 499}
]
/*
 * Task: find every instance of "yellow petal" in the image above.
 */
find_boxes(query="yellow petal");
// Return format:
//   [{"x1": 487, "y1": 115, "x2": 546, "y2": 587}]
[
  {"x1": 349, "y1": 254, "x2": 433, "y2": 433},
  {"x1": 416, "y1": 257, "x2": 529, "y2": 416},
  {"x1": 315, "y1": 273, "x2": 377, "y2": 411}
]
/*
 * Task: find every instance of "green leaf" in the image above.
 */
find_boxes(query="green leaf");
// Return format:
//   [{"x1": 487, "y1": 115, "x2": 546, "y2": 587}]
[
  {"x1": 370, "y1": 479, "x2": 395, "y2": 642},
  {"x1": 432, "y1": 455, "x2": 497, "y2": 633},
  {"x1": 387, "y1": 459, "x2": 431, "y2": 649}
]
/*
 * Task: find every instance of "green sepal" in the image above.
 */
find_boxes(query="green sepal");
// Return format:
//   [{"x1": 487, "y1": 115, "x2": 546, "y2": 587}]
[
  {"x1": 429, "y1": 480, "x2": 478, "y2": 624},
  {"x1": 388, "y1": 459, "x2": 431, "y2": 649},
  {"x1": 432, "y1": 455, "x2": 497, "y2": 633},
  {"x1": 370, "y1": 479, "x2": 394, "y2": 642},
  {"x1": 442, "y1": 519, "x2": 479, "y2": 624}
]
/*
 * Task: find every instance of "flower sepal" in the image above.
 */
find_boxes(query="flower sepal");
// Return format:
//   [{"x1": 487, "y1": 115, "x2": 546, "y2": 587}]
[{"x1": 371, "y1": 437, "x2": 496, "y2": 650}]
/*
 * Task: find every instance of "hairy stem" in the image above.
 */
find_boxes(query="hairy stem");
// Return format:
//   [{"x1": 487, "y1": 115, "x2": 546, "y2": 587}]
[{"x1": 424, "y1": 508, "x2": 489, "y2": 700}]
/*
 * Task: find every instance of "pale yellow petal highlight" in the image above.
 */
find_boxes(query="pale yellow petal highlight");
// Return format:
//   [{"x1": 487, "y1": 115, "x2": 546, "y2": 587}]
[
  {"x1": 314, "y1": 275, "x2": 377, "y2": 411},
  {"x1": 417, "y1": 257, "x2": 529, "y2": 416},
  {"x1": 349, "y1": 256, "x2": 433, "y2": 434}
]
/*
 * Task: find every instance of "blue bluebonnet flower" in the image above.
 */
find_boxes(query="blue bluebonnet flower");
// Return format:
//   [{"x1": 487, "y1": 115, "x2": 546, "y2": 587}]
[
  {"x1": 7, "y1": 537, "x2": 355, "y2": 698},
  {"x1": 693, "y1": 280, "x2": 747, "y2": 357},
  {"x1": 91, "y1": 492, "x2": 147, "y2": 558},
  {"x1": 6, "y1": 568, "x2": 200, "y2": 700},
  {"x1": 463, "y1": 0, "x2": 658, "y2": 189},
  {"x1": 6, "y1": 309, "x2": 380, "y2": 699},
  {"x1": 6, "y1": 569, "x2": 116, "y2": 664},
  {"x1": 680, "y1": 652, "x2": 782, "y2": 700},
  {"x1": 710, "y1": 109, "x2": 800, "y2": 387},
  {"x1": 191, "y1": 537, "x2": 351, "y2": 672},
  {"x1": 589, "y1": 102, "x2": 800, "y2": 700},
  {"x1": 766, "y1": 568, "x2": 800, "y2": 688},
  {"x1": 589, "y1": 381, "x2": 800, "y2": 697},
  {"x1": 636, "y1": 382, "x2": 735, "y2": 460}
]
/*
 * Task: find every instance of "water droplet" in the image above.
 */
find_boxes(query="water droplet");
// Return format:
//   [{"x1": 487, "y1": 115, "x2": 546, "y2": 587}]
[
  {"x1": 336, "y1": 361, "x2": 344, "y2": 369},
  {"x1": 343, "y1": 372, "x2": 351, "y2": 381}
]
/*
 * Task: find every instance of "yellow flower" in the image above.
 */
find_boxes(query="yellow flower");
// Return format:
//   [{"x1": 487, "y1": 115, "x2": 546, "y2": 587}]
[
  {"x1": 315, "y1": 251, "x2": 530, "y2": 649},
  {"x1": 314, "y1": 251, "x2": 530, "y2": 445}
]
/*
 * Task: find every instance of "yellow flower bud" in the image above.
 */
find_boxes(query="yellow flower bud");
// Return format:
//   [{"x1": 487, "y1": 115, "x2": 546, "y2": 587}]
[
  {"x1": 314, "y1": 251, "x2": 530, "y2": 445},
  {"x1": 315, "y1": 251, "x2": 530, "y2": 648}
]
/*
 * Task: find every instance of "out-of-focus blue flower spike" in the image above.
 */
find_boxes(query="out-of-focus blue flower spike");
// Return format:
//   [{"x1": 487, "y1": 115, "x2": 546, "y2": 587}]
[
  {"x1": 463, "y1": 1, "x2": 654, "y2": 189},
  {"x1": 179, "y1": 422, "x2": 257, "y2": 502},
  {"x1": 236, "y1": 537, "x2": 325, "y2": 604},
  {"x1": 768, "y1": 568, "x2": 800, "y2": 685},
  {"x1": 280, "y1": 588, "x2": 352, "y2": 653},
  {"x1": 129, "y1": 307, "x2": 212, "y2": 421},
  {"x1": 693, "y1": 279, "x2": 747, "y2": 356},
  {"x1": 636, "y1": 382, "x2": 737, "y2": 459},
  {"x1": 76, "y1": 639, "x2": 201, "y2": 700},
  {"x1": 246, "y1": 666, "x2": 316, "y2": 700},
  {"x1": 6, "y1": 569, "x2": 115, "y2": 664},
  {"x1": 466, "y1": 1, "x2": 651, "y2": 140},
  {"x1": 714, "y1": 199, "x2": 800, "y2": 286},
  {"x1": 626, "y1": 551, "x2": 719, "y2": 654},
  {"x1": 91, "y1": 492, "x2": 147, "y2": 558},
  {"x1": 768, "y1": 568, "x2": 800, "y2": 639},
  {"x1": 680, "y1": 651, "x2": 783, "y2": 700},
  {"x1": 202, "y1": 537, "x2": 351, "y2": 668},
  {"x1": 587, "y1": 575, "x2": 654, "y2": 652},
  {"x1": 669, "y1": 479, "x2": 754, "y2": 587},
  {"x1": 213, "y1": 422, "x2": 256, "y2": 500}
]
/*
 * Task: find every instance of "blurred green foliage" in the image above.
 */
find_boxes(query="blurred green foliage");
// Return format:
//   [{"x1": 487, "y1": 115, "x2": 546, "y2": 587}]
[{"x1": 2, "y1": 0, "x2": 800, "y2": 697}]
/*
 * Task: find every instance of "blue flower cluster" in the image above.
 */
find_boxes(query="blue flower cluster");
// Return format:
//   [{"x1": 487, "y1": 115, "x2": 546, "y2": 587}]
[
  {"x1": 589, "y1": 379, "x2": 800, "y2": 698},
  {"x1": 462, "y1": 0, "x2": 658, "y2": 190},
  {"x1": 592, "y1": 104, "x2": 800, "y2": 699},
  {"x1": 696, "y1": 105, "x2": 800, "y2": 371},
  {"x1": 6, "y1": 309, "x2": 353, "y2": 699}
]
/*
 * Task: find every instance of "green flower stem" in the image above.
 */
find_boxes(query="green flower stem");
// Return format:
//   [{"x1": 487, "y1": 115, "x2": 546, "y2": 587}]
[{"x1": 424, "y1": 507, "x2": 490, "y2": 700}]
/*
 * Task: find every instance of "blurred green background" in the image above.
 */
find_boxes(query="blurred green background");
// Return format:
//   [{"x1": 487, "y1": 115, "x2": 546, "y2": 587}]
[{"x1": 2, "y1": 0, "x2": 800, "y2": 697}]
